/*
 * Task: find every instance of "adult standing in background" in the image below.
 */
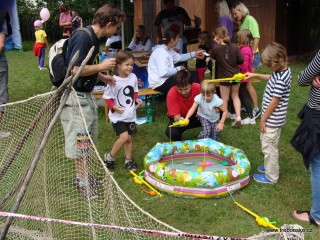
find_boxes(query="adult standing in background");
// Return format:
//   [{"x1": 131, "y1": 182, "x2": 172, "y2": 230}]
[
  {"x1": 291, "y1": 50, "x2": 320, "y2": 227},
  {"x1": 232, "y1": 2, "x2": 261, "y2": 119},
  {"x1": 155, "y1": 0, "x2": 191, "y2": 55},
  {"x1": 59, "y1": 4, "x2": 76, "y2": 38},
  {"x1": 126, "y1": 25, "x2": 152, "y2": 51},
  {"x1": 0, "y1": 10, "x2": 11, "y2": 139},
  {"x1": 214, "y1": 0, "x2": 233, "y2": 38}
]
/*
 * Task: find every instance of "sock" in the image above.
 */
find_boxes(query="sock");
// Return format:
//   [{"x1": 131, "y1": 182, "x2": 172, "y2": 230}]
[
  {"x1": 107, "y1": 153, "x2": 115, "y2": 161},
  {"x1": 236, "y1": 116, "x2": 241, "y2": 121},
  {"x1": 254, "y1": 107, "x2": 259, "y2": 111},
  {"x1": 125, "y1": 158, "x2": 132, "y2": 164}
]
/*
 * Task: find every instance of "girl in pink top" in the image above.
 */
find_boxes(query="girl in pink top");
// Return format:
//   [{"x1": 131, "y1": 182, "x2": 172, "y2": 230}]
[{"x1": 237, "y1": 29, "x2": 255, "y2": 124}]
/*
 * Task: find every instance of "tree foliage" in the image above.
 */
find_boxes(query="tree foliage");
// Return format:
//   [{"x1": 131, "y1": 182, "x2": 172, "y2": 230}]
[{"x1": 17, "y1": 0, "x2": 133, "y2": 42}]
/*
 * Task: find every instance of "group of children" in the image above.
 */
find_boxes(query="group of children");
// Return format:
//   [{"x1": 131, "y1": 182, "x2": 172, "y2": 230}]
[
  {"x1": 101, "y1": 37, "x2": 291, "y2": 186},
  {"x1": 32, "y1": 18, "x2": 291, "y2": 185}
]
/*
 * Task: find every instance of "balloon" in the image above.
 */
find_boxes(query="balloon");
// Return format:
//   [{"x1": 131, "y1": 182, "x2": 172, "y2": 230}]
[{"x1": 40, "y1": 8, "x2": 50, "y2": 22}]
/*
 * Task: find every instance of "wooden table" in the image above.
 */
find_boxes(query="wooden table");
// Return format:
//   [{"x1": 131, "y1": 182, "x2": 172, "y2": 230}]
[{"x1": 131, "y1": 51, "x2": 151, "y2": 67}]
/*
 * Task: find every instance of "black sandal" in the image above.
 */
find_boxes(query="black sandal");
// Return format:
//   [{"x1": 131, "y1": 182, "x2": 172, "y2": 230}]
[{"x1": 292, "y1": 210, "x2": 320, "y2": 227}]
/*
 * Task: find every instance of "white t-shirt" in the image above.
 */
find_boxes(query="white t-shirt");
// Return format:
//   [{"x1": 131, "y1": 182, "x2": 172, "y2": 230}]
[
  {"x1": 105, "y1": 35, "x2": 121, "y2": 52},
  {"x1": 128, "y1": 38, "x2": 152, "y2": 51},
  {"x1": 147, "y1": 44, "x2": 182, "y2": 88},
  {"x1": 103, "y1": 73, "x2": 139, "y2": 123},
  {"x1": 195, "y1": 94, "x2": 223, "y2": 122}
]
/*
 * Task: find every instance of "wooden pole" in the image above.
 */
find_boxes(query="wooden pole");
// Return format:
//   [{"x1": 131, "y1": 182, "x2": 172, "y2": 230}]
[{"x1": 0, "y1": 47, "x2": 94, "y2": 239}]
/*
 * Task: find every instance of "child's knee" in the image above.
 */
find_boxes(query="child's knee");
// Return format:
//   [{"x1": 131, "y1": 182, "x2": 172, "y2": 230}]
[{"x1": 119, "y1": 132, "x2": 130, "y2": 142}]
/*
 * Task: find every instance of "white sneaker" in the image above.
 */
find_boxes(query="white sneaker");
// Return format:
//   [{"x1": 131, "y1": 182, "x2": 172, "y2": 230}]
[
  {"x1": 0, "y1": 131, "x2": 11, "y2": 139},
  {"x1": 39, "y1": 67, "x2": 47, "y2": 70},
  {"x1": 241, "y1": 117, "x2": 256, "y2": 125},
  {"x1": 227, "y1": 112, "x2": 237, "y2": 120}
]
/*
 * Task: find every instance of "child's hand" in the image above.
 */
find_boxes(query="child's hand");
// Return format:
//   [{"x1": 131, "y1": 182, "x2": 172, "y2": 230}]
[
  {"x1": 113, "y1": 105, "x2": 124, "y2": 114},
  {"x1": 195, "y1": 50, "x2": 205, "y2": 58},
  {"x1": 260, "y1": 120, "x2": 266, "y2": 133},
  {"x1": 245, "y1": 72, "x2": 254, "y2": 79},
  {"x1": 216, "y1": 122, "x2": 224, "y2": 132},
  {"x1": 135, "y1": 98, "x2": 143, "y2": 106},
  {"x1": 312, "y1": 75, "x2": 320, "y2": 88}
]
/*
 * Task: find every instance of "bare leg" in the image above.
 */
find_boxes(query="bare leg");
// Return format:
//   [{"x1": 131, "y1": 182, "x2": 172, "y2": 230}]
[
  {"x1": 123, "y1": 135, "x2": 132, "y2": 159},
  {"x1": 231, "y1": 83, "x2": 241, "y2": 119},
  {"x1": 219, "y1": 85, "x2": 231, "y2": 112},
  {"x1": 247, "y1": 67, "x2": 259, "y2": 109},
  {"x1": 75, "y1": 158, "x2": 86, "y2": 180},
  {"x1": 110, "y1": 131, "x2": 130, "y2": 157}
]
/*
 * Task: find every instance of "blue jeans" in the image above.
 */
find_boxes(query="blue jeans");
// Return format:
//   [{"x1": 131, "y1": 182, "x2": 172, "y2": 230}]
[
  {"x1": 252, "y1": 53, "x2": 260, "y2": 69},
  {"x1": 311, "y1": 152, "x2": 320, "y2": 222}
]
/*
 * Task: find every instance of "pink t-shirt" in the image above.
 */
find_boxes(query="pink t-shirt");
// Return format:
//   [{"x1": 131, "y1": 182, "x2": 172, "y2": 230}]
[
  {"x1": 167, "y1": 83, "x2": 201, "y2": 118},
  {"x1": 238, "y1": 45, "x2": 253, "y2": 83},
  {"x1": 60, "y1": 11, "x2": 74, "y2": 32}
]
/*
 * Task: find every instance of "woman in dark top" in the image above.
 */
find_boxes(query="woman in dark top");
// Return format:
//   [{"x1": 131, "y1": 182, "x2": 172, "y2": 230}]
[{"x1": 291, "y1": 50, "x2": 320, "y2": 227}]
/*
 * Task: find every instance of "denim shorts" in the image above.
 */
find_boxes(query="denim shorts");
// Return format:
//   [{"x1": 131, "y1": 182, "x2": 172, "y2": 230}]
[{"x1": 252, "y1": 52, "x2": 260, "y2": 69}]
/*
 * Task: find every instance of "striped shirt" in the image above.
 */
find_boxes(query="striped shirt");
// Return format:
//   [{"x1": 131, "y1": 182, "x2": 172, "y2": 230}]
[
  {"x1": 298, "y1": 50, "x2": 320, "y2": 110},
  {"x1": 262, "y1": 67, "x2": 292, "y2": 128}
]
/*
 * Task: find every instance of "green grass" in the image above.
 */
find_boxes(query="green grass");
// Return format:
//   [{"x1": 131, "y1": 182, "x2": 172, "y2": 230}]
[{"x1": 6, "y1": 43, "x2": 319, "y2": 239}]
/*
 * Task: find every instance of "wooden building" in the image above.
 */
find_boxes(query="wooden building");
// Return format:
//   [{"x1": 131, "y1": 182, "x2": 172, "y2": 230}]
[{"x1": 133, "y1": 0, "x2": 320, "y2": 55}]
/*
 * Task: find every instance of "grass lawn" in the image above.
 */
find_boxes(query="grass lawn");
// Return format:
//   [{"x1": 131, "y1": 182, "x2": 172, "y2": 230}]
[{"x1": 6, "y1": 41, "x2": 319, "y2": 239}]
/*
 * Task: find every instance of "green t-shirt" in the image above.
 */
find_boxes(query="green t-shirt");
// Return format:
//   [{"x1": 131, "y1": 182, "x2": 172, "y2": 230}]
[{"x1": 240, "y1": 15, "x2": 260, "y2": 39}]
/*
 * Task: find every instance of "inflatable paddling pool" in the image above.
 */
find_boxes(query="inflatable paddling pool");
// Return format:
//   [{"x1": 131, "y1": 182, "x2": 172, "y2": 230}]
[{"x1": 144, "y1": 138, "x2": 250, "y2": 198}]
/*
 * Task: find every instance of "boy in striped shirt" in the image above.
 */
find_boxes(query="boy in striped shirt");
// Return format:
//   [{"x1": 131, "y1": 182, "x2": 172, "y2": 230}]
[{"x1": 246, "y1": 42, "x2": 292, "y2": 184}]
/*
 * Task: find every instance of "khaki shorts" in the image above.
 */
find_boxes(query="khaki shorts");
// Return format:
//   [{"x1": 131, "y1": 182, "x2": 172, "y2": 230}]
[{"x1": 60, "y1": 91, "x2": 98, "y2": 159}]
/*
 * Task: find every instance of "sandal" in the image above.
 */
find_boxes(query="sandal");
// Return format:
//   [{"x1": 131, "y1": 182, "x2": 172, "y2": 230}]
[{"x1": 292, "y1": 210, "x2": 320, "y2": 227}]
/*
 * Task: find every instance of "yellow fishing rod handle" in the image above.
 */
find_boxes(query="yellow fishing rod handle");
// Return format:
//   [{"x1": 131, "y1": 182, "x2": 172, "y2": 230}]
[
  {"x1": 130, "y1": 170, "x2": 163, "y2": 197},
  {"x1": 235, "y1": 202, "x2": 260, "y2": 218}
]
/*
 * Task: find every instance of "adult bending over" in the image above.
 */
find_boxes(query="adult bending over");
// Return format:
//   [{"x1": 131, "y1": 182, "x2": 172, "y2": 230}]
[
  {"x1": 291, "y1": 50, "x2": 320, "y2": 227},
  {"x1": 148, "y1": 28, "x2": 203, "y2": 94},
  {"x1": 165, "y1": 70, "x2": 201, "y2": 141}
]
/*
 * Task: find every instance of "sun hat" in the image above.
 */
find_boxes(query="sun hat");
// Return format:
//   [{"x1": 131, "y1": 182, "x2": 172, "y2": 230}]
[{"x1": 34, "y1": 20, "x2": 42, "y2": 27}]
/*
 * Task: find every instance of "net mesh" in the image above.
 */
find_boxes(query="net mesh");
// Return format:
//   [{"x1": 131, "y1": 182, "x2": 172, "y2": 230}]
[
  {"x1": 0, "y1": 88, "x2": 305, "y2": 240},
  {"x1": 0, "y1": 89, "x2": 185, "y2": 240}
]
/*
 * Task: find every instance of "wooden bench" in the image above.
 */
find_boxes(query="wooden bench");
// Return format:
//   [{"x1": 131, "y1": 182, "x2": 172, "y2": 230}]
[{"x1": 93, "y1": 88, "x2": 161, "y2": 124}]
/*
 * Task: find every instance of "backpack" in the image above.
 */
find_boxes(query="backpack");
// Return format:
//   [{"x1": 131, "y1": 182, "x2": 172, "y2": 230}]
[{"x1": 48, "y1": 27, "x2": 93, "y2": 87}]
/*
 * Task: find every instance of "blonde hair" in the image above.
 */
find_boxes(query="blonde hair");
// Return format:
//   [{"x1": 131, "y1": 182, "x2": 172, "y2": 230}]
[
  {"x1": 237, "y1": 29, "x2": 252, "y2": 46},
  {"x1": 214, "y1": 25, "x2": 231, "y2": 44},
  {"x1": 231, "y1": 2, "x2": 250, "y2": 20},
  {"x1": 261, "y1": 42, "x2": 288, "y2": 68},
  {"x1": 200, "y1": 81, "x2": 216, "y2": 95}
]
